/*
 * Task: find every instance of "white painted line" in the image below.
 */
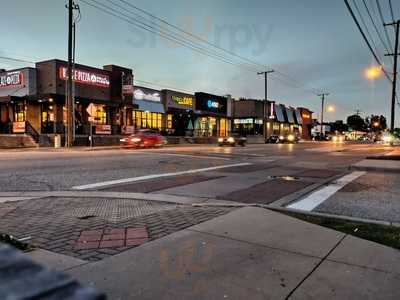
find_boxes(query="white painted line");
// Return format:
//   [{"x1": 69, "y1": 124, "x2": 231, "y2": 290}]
[
  {"x1": 305, "y1": 147, "x2": 344, "y2": 152},
  {"x1": 287, "y1": 171, "x2": 366, "y2": 211},
  {"x1": 72, "y1": 162, "x2": 253, "y2": 190},
  {"x1": 135, "y1": 152, "x2": 232, "y2": 161}
]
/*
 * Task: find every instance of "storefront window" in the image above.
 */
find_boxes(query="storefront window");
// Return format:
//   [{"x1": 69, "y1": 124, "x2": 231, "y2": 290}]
[
  {"x1": 92, "y1": 105, "x2": 107, "y2": 125},
  {"x1": 132, "y1": 110, "x2": 162, "y2": 130},
  {"x1": 13, "y1": 102, "x2": 26, "y2": 122},
  {"x1": 41, "y1": 103, "x2": 55, "y2": 133},
  {"x1": 219, "y1": 118, "x2": 227, "y2": 137},
  {"x1": 167, "y1": 114, "x2": 173, "y2": 129}
]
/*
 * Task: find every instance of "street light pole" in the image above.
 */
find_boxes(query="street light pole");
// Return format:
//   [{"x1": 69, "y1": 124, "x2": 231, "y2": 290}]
[
  {"x1": 318, "y1": 93, "x2": 330, "y2": 137},
  {"x1": 384, "y1": 20, "x2": 400, "y2": 132},
  {"x1": 258, "y1": 70, "x2": 274, "y2": 138}
]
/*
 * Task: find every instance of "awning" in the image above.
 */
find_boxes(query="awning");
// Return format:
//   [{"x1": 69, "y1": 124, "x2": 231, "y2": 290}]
[
  {"x1": 295, "y1": 110, "x2": 303, "y2": 124},
  {"x1": 135, "y1": 100, "x2": 165, "y2": 113},
  {"x1": 285, "y1": 108, "x2": 296, "y2": 124},
  {"x1": 275, "y1": 105, "x2": 286, "y2": 122}
]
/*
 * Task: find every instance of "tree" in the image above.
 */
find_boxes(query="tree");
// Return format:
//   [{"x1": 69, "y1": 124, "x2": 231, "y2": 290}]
[
  {"x1": 365, "y1": 115, "x2": 387, "y2": 132},
  {"x1": 347, "y1": 114, "x2": 367, "y2": 131},
  {"x1": 329, "y1": 120, "x2": 349, "y2": 133}
]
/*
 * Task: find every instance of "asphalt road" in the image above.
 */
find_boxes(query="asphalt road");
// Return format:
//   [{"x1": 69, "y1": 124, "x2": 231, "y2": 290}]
[{"x1": 0, "y1": 142, "x2": 389, "y2": 190}]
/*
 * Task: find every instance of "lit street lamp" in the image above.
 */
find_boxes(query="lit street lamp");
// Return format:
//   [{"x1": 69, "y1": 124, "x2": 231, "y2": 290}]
[
  {"x1": 327, "y1": 105, "x2": 335, "y2": 113},
  {"x1": 364, "y1": 66, "x2": 383, "y2": 81}
]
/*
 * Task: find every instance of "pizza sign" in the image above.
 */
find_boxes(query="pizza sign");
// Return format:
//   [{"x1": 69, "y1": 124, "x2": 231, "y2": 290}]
[
  {"x1": 59, "y1": 67, "x2": 110, "y2": 87},
  {"x1": 0, "y1": 71, "x2": 24, "y2": 88}
]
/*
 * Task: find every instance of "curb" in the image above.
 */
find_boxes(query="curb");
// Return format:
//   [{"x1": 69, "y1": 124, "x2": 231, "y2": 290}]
[
  {"x1": 351, "y1": 165, "x2": 400, "y2": 173},
  {"x1": 267, "y1": 206, "x2": 400, "y2": 228}
]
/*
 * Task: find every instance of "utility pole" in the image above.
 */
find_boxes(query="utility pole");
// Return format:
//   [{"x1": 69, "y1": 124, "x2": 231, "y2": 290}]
[
  {"x1": 385, "y1": 20, "x2": 400, "y2": 132},
  {"x1": 258, "y1": 70, "x2": 274, "y2": 138},
  {"x1": 318, "y1": 93, "x2": 329, "y2": 137},
  {"x1": 66, "y1": 0, "x2": 74, "y2": 147},
  {"x1": 65, "y1": 1, "x2": 80, "y2": 147}
]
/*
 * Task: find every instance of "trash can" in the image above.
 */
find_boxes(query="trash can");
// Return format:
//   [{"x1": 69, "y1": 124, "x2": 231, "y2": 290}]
[{"x1": 54, "y1": 134, "x2": 61, "y2": 148}]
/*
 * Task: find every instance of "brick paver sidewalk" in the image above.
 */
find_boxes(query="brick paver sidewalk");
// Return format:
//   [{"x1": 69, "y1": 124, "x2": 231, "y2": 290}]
[{"x1": 0, "y1": 196, "x2": 235, "y2": 261}]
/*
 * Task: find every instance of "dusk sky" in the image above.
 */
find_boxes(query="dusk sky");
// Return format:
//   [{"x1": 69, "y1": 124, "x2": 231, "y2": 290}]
[{"x1": 1, "y1": 0, "x2": 399, "y2": 124}]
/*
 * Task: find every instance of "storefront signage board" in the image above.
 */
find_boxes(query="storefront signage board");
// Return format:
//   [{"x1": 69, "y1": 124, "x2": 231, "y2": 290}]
[
  {"x1": 12, "y1": 121, "x2": 26, "y2": 133},
  {"x1": 95, "y1": 124, "x2": 112, "y2": 135},
  {"x1": 0, "y1": 71, "x2": 24, "y2": 89},
  {"x1": 195, "y1": 93, "x2": 227, "y2": 115},
  {"x1": 59, "y1": 67, "x2": 110, "y2": 88}
]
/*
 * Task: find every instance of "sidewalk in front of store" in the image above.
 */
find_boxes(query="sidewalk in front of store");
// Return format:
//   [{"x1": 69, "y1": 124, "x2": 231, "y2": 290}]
[{"x1": 56, "y1": 207, "x2": 399, "y2": 300}]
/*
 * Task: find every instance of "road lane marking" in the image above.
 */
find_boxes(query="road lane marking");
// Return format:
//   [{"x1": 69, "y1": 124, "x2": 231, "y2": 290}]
[
  {"x1": 133, "y1": 152, "x2": 232, "y2": 160},
  {"x1": 72, "y1": 162, "x2": 253, "y2": 190},
  {"x1": 287, "y1": 171, "x2": 366, "y2": 211}
]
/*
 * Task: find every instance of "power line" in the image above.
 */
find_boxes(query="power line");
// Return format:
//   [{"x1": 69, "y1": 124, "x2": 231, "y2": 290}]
[
  {"x1": 114, "y1": 0, "x2": 323, "y2": 95},
  {"x1": 362, "y1": 0, "x2": 392, "y2": 57},
  {"x1": 0, "y1": 56, "x2": 35, "y2": 64},
  {"x1": 389, "y1": 0, "x2": 396, "y2": 23},
  {"x1": 115, "y1": 0, "x2": 267, "y2": 72},
  {"x1": 81, "y1": 0, "x2": 261, "y2": 73},
  {"x1": 376, "y1": 0, "x2": 394, "y2": 53},
  {"x1": 80, "y1": 0, "x2": 323, "y2": 96},
  {"x1": 352, "y1": 0, "x2": 384, "y2": 62},
  {"x1": 344, "y1": 0, "x2": 392, "y2": 82}
]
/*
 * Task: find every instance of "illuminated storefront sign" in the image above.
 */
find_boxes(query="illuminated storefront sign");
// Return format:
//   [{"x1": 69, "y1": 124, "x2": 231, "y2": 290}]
[
  {"x1": 195, "y1": 92, "x2": 227, "y2": 115},
  {"x1": 134, "y1": 88, "x2": 160, "y2": 102},
  {"x1": 122, "y1": 73, "x2": 134, "y2": 96},
  {"x1": 95, "y1": 124, "x2": 111, "y2": 135},
  {"x1": 12, "y1": 121, "x2": 26, "y2": 133},
  {"x1": 234, "y1": 118, "x2": 253, "y2": 124},
  {"x1": 59, "y1": 67, "x2": 110, "y2": 87},
  {"x1": 234, "y1": 118, "x2": 264, "y2": 125},
  {"x1": 172, "y1": 95, "x2": 193, "y2": 106},
  {"x1": 0, "y1": 71, "x2": 24, "y2": 88},
  {"x1": 207, "y1": 100, "x2": 220, "y2": 109}
]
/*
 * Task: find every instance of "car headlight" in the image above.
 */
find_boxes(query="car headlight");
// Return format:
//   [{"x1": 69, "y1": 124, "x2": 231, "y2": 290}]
[
  {"x1": 227, "y1": 137, "x2": 235, "y2": 143},
  {"x1": 279, "y1": 136, "x2": 285, "y2": 140},
  {"x1": 131, "y1": 138, "x2": 141, "y2": 142},
  {"x1": 120, "y1": 138, "x2": 126, "y2": 142},
  {"x1": 383, "y1": 135, "x2": 393, "y2": 143},
  {"x1": 218, "y1": 138, "x2": 224, "y2": 143},
  {"x1": 332, "y1": 136, "x2": 337, "y2": 142},
  {"x1": 339, "y1": 136, "x2": 344, "y2": 142},
  {"x1": 287, "y1": 135, "x2": 295, "y2": 141}
]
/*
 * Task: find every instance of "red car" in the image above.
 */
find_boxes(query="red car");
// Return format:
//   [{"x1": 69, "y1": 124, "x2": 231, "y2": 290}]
[{"x1": 120, "y1": 129, "x2": 166, "y2": 148}]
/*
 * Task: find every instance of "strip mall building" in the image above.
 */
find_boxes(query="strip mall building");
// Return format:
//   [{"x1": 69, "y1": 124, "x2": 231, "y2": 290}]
[{"x1": 0, "y1": 59, "x2": 312, "y2": 146}]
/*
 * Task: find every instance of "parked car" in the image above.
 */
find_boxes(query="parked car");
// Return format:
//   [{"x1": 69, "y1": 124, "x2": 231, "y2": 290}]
[
  {"x1": 312, "y1": 134, "x2": 330, "y2": 141},
  {"x1": 266, "y1": 134, "x2": 299, "y2": 144},
  {"x1": 218, "y1": 134, "x2": 247, "y2": 147},
  {"x1": 120, "y1": 129, "x2": 166, "y2": 148},
  {"x1": 265, "y1": 135, "x2": 280, "y2": 144},
  {"x1": 332, "y1": 134, "x2": 345, "y2": 143}
]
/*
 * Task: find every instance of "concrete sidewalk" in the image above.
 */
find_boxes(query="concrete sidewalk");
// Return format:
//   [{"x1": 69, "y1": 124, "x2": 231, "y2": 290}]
[
  {"x1": 60, "y1": 207, "x2": 400, "y2": 300},
  {"x1": 352, "y1": 158, "x2": 400, "y2": 172}
]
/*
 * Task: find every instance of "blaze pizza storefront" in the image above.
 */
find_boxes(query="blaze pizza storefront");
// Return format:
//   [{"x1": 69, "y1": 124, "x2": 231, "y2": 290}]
[{"x1": 35, "y1": 60, "x2": 133, "y2": 139}]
